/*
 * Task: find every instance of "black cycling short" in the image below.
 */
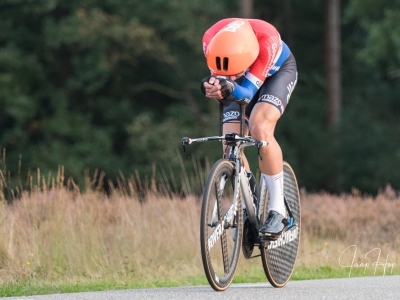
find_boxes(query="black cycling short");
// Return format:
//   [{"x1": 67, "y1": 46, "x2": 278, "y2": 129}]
[{"x1": 222, "y1": 52, "x2": 298, "y2": 124}]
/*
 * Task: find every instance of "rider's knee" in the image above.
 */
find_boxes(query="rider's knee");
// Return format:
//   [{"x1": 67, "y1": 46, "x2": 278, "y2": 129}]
[{"x1": 249, "y1": 122, "x2": 275, "y2": 140}]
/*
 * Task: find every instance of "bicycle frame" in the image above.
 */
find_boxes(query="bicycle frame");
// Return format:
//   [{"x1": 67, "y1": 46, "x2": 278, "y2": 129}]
[
  {"x1": 182, "y1": 99, "x2": 268, "y2": 232},
  {"x1": 182, "y1": 99, "x2": 296, "y2": 237},
  {"x1": 185, "y1": 98, "x2": 301, "y2": 290}
]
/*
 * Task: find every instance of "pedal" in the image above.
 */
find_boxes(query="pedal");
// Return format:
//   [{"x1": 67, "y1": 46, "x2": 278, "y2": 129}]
[
  {"x1": 259, "y1": 224, "x2": 291, "y2": 241},
  {"x1": 259, "y1": 234, "x2": 280, "y2": 242},
  {"x1": 260, "y1": 224, "x2": 299, "y2": 243}
]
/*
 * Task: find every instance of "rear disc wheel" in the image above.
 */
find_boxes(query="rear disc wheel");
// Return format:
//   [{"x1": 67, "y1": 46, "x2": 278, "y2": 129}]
[{"x1": 260, "y1": 161, "x2": 301, "y2": 288}]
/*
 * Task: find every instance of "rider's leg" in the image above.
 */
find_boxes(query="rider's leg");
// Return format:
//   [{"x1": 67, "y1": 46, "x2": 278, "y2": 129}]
[
  {"x1": 248, "y1": 102, "x2": 282, "y2": 175},
  {"x1": 249, "y1": 102, "x2": 287, "y2": 235},
  {"x1": 249, "y1": 102, "x2": 285, "y2": 214},
  {"x1": 245, "y1": 54, "x2": 297, "y2": 236}
]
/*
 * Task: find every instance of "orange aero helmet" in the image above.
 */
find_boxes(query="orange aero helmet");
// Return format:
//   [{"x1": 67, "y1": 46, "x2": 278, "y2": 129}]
[{"x1": 206, "y1": 19, "x2": 259, "y2": 76}]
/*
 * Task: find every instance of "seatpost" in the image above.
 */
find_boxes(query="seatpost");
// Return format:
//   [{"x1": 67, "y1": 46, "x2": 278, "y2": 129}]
[{"x1": 240, "y1": 103, "x2": 246, "y2": 137}]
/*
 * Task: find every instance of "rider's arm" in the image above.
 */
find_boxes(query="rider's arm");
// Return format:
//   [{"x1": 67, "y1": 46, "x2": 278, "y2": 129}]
[{"x1": 231, "y1": 78, "x2": 259, "y2": 100}]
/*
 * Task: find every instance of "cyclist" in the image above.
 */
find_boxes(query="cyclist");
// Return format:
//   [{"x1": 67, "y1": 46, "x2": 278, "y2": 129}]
[{"x1": 201, "y1": 18, "x2": 298, "y2": 239}]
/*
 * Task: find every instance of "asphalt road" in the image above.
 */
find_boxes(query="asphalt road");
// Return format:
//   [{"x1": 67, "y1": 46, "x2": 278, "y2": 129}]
[{"x1": 3, "y1": 276, "x2": 400, "y2": 300}]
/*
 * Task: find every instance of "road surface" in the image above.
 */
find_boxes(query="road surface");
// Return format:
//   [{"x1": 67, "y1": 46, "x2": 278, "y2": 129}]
[{"x1": 3, "y1": 276, "x2": 400, "y2": 300}]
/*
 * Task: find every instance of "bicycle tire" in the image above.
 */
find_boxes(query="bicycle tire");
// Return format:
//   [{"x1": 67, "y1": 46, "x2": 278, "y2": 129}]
[
  {"x1": 260, "y1": 161, "x2": 301, "y2": 288},
  {"x1": 200, "y1": 159, "x2": 243, "y2": 291}
]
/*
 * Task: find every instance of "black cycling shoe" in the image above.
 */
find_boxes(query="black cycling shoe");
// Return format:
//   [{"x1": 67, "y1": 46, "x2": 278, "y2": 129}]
[{"x1": 259, "y1": 210, "x2": 288, "y2": 238}]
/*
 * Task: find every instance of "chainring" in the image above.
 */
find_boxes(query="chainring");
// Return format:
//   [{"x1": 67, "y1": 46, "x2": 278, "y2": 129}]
[{"x1": 242, "y1": 217, "x2": 255, "y2": 259}]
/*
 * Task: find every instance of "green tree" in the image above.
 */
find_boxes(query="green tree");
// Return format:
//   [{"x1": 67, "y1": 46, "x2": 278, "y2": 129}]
[
  {"x1": 0, "y1": 0, "x2": 234, "y2": 187},
  {"x1": 0, "y1": 0, "x2": 399, "y2": 194}
]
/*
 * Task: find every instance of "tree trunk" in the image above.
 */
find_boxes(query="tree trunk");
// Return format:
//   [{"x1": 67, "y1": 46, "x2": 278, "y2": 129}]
[
  {"x1": 240, "y1": 0, "x2": 253, "y2": 18},
  {"x1": 283, "y1": 0, "x2": 294, "y2": 48},
  {"x1": 326, "y1": 0, "x2": 341, "y2": 126},
  {"x1": 326, "y1": 0, "x2": 342, "y2": 193}
]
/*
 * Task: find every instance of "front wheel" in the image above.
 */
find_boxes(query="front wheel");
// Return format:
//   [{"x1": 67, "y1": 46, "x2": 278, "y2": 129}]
[
  {"x1": 260, "y1": 161, "x2": 301, "y2": 288},
  {"x1": 200, "y1": 159, "x2": 243, "y2": 291}
]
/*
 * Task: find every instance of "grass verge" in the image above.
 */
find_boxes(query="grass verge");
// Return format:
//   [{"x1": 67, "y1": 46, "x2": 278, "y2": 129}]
[
  {"x1": 1, "y1": 264, "x2": 399, "y2": 297},
  {"x1": 0, "y1": 169, "x2": 399, "y2": 297}
]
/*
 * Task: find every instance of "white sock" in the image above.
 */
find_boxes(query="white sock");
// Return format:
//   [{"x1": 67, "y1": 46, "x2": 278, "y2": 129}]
[{"x1": 262, "y1": 171, "x2": 286, "y2": 216}]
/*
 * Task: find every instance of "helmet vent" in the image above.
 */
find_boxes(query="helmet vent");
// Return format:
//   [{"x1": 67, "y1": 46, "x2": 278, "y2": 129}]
[
  {"x1": 216, "y1": 57, "x2": 221, "y2": 70},
  {"x1": 223, "y1": 57, "x2": 229, "y2": 71}
]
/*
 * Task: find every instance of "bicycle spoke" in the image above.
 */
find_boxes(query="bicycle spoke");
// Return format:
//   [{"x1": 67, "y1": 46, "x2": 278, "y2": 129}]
[
  {"x1": 210, "y1": 200, "x2": 218, "y2": 225},
  {"x1": 221, "y1": 231, "x2": 229, "y2": 273},
  {"x1": 200, "y1": 159, "x2": 243, "y2": 291},
  {"x1": 215, "y1": 181, "x2": 229, "y2": 273}
]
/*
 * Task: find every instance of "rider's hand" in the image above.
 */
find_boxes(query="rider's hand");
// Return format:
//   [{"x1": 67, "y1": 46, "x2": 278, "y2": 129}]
[
  {"x1": 201, "y1": 76, "x2": 222, "y2": 99},
  {"x1": 217, "y1": 76, "x2": 236, "y2": 98},
  {"x1": 200, "y1": 76, "x2": 235, "y2": 100}
]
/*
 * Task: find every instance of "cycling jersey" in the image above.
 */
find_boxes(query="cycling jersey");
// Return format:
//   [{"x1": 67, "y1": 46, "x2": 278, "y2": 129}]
[
  {"x1": 202, "y1": 18, "x2": 291, "y2": 101},
  {"x1": 222, "y1": 53, "x2": 297, "y2": 122}
]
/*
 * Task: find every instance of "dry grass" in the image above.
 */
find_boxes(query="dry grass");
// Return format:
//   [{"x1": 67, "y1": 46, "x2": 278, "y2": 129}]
[
  {"x1": 0, "y1": 188, "x2": 203, "y2": 285},
  {"x1": 0, "y1": 168, "x2": 399, "y2": 286},
  {"x1": 298, "y1": 186, "x2": 400, "y2": 274}
]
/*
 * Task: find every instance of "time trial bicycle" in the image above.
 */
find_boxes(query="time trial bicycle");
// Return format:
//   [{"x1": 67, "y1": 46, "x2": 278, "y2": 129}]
[{"x1": 182, "y1": 98, "x2": 301, "y2": 291}]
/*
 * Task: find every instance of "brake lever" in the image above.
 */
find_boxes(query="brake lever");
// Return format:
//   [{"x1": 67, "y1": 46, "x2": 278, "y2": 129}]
[
  {"x1": 182, "y1": 145, "x2": 190, "y2": 158},
  {"x1": 255, "y1": 140, "x2": 268, "y2": 161},
  {"x1": 182, "y1": 137, "x2": 191, "y2": 158}
]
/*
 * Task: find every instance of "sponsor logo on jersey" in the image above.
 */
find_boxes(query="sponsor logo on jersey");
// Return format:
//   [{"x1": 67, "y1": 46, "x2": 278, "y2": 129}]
[
  {"x1": 222, "y1": 20, "x2": 246, "y2": 33},
  {"x1": 259, "y1": 94, "x2": 282, "y2": 106},
  {"x1": 272, "y1": 43, "x2": 278, "y2": 57},
  {"x1": 262, "y1": 36, "x2": 285, "y2": 77},
  {"x1": 246, "y1": 72, "x2": 263, "y2": 89},
  {"x1": 286, "y1": 72, "x2": 298, "y2": 103},
  {"x1": 223, "y1": 111, "x2": 240, "y2": 122},
  {"x1": 262, "y1": 43, "x2": 279, "y2": 77}
]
